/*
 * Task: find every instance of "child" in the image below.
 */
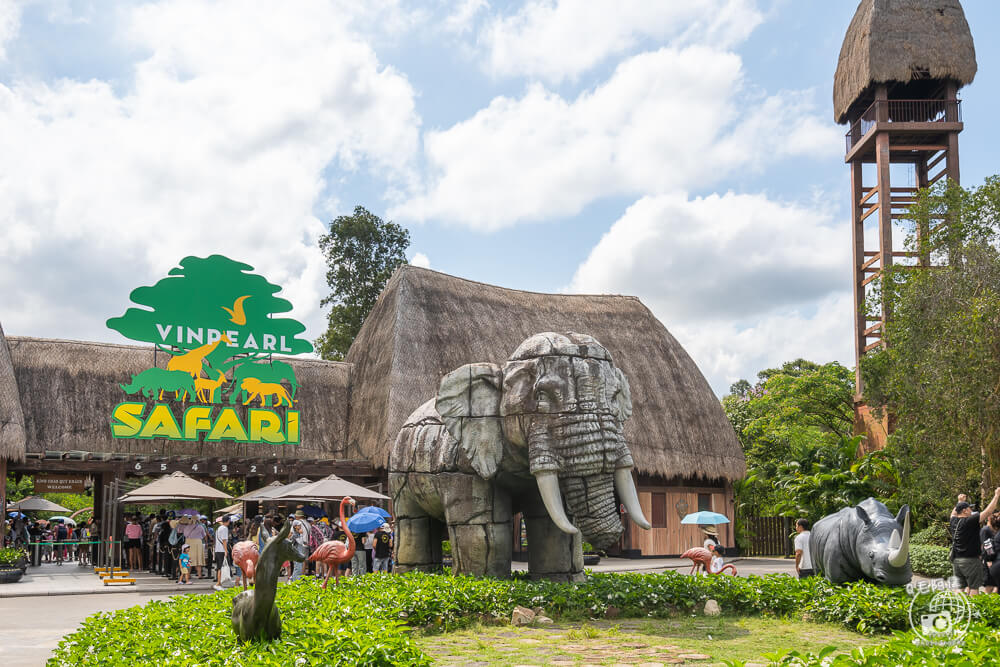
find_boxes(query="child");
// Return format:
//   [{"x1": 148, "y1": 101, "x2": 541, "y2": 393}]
[
  {"x1": 178, "y1": 544, "x2": 191, "y2": 585},
  {"x1": 708, "y1": 543, "x2": 725, "y2": 574}
]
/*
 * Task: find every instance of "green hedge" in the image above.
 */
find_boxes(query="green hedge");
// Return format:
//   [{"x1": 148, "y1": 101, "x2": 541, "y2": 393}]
[
  {"x1": 911, "y1": 522, "x2": 952, "y2": 548},
  {"x1": 910, "y1": 544, "x2": 953, "y2": 579},
  {"x1": 49, "y1": 571, "x2": 1000, "y2": 666}
]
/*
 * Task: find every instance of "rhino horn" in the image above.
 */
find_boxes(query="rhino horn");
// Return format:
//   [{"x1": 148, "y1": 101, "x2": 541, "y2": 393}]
[{"x1": 888, "y1": 509, "x2": 911, "y2": 567}]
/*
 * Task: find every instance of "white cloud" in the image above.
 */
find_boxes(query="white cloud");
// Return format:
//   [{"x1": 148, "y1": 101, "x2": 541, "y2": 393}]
[
  {"x1": 393, "y1": 47, "x2": 839, "y2": 230},
  {"x1": 480, "y1": 0, "x2": 762, "y2": 82},
  {"x1": 569, "y1": 192, "x2": 853, "y2": 393},
  {"x1": 409, "y1": 252, "x2": 431, "y2": 269},
  {"x1": 444, "y1": 0, "x2": 488, "y2": 35},
  {"x1": 0, "y1": 0, "x2": 20, "y2": 60},
  {"x1": 0, "y1": 0, "x2": 420, "y2": 343}
]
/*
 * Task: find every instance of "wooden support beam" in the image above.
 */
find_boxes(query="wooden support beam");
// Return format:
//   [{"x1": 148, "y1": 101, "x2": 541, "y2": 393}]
[
  {"x1": 929, "y1": 169, "x2": 947, "y2": 186},
  {"x1": 864, "y1": 341, "x2": 884, "y2": 353},
  {"x1": 863, "y1": 322, "x2": 883, "y2": 336},
  {"x1": 861, "y1": 254, "x2": 880, "y2": 270},
  {"x1": 890, "y1": 144, "x2": 949, "y2": 153},
  {"x1": 860, "y1": 187, "x2": 878, "y2": 205},
  {"x1": 860, "y1": 203, "x2": 880, "y2": 222},
  {"x1": 862, "y1": 272, "x2": 881, "y2": 287},
  {"x1": 863, "y1": 251, "x2": 878, "y2": 257},
  {"x1": 927, "y1": 151, "x2": 947, "y2": 171}
]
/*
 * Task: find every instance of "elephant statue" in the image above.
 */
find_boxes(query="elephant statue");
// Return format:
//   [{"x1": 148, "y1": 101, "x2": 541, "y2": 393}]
[{"x1": 390, "y1": 332, "x2": 650, "y2": 582}]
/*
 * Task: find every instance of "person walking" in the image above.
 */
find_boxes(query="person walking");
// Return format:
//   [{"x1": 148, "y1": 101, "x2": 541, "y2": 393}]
[
  {"x1": 178, "y1": 545, "x2": 191, "y2": 585},
  {"x1": 372, "y1": 523, "x2": 393, "y2": 572},
  {"x1": 213, "y1": 515, "x2": 231, "y2": 591},
  {"x1": 950, "y1": 487, "x2": 1000, "y2": 595},
  {"x1": 982, "y1": 513, "x2": 1000, "y2": 594},
  {"x1": 794, "y1": 518, "x2": 814, "y2": 579},
  {"x1": 287, "y1": 511, "x2": 309, "y2": 582}
]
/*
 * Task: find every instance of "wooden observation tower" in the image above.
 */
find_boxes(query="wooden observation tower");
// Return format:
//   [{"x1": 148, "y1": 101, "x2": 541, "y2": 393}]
[{"x1": 835, "y1": 0, "x2": 977, "y2": 446}]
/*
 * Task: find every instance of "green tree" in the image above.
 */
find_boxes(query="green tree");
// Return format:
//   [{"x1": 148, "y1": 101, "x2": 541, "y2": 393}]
[
  {"x1": 862, "y1": 177, "x2": 1000, "y2": 508},
  {"x1": 724, "y1": 359, "x2": 870, "y2": 522},
  {"x1": 316, "y1": 206, "x2": 410, "y2": 360}
]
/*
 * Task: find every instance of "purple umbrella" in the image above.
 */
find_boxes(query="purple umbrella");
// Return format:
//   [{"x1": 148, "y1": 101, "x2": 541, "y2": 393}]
[{"x1": 177, "y1": 508, "x2": 200, "y2": 516}]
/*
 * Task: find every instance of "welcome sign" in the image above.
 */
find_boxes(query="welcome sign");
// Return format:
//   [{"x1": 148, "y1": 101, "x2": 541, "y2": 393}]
[{"x1": 106, "y1": 255, "x2": 312, "y2": 444}]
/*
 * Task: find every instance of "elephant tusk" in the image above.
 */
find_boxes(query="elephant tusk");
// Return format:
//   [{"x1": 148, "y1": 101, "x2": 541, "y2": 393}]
[
  {"x1": 615, "y1": 467, "x2": 651, "y2": 530},
  {"x1": 535, "y1": 471, "x2": 579, "y2": 535},
  {"x1": 888, "y1": 510, "x2": 910, "y2": 568}
]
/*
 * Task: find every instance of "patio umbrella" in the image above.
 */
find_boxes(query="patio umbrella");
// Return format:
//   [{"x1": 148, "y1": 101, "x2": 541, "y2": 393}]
[
  {"x1": 118, "y1": 471, "x2": 232, "y2": 503},
  {"x1": 680, "y1": 511, "x2": 731, "y2": 525},
  {"x1": 12, "y1": 496, "x2": 71, "y2": 513},
  {"x1": 48, "y1": 516, "x2": 77, "y2": 526},
  {"x1": 7, "y1": 511, "x2": 26, "y2": 519},
  {"x1": 347, "y1": 512, "x2": 385, "y2": 533},
  {"x1": 276, "y1": 474, "x2": 389, "y2": 502},
  {"x1": 244, "y1": 478, "x2": 314, "y2": 502},
  {"x1": 355, "y1": 506, "x2": 391, "y2": 519},
  {"x1": 214, "y1": 502, "x2": 244, "y2": 515},
  {"x1": 235, "y1": 480, "x2": 285, "y2": 501}
]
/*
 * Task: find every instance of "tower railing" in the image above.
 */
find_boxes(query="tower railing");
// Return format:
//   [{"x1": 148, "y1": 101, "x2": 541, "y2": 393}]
[{"x1": 845, "y1": 99, "x2": 962, "y2": 152}]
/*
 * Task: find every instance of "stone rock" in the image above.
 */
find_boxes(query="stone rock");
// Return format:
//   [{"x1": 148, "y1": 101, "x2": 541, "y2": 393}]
[
  {"x1": 703, "y1": 599, "x2": 721, "y2": 616},
  {"x1": 511, "y1": 605, "x2": 535, "y2": 625},
  {"x1": 678, "y1": 654, "x2": 711, "y2": 661},
  {"x1": 532, "y1": 606, "x2": 545, "y2": 616},
  {"x1": 604, "y1": 605, "x2": 620, "y2": 619},
  {"x1": 536, "y1": 615, "x2": 554, "y2": 624}
]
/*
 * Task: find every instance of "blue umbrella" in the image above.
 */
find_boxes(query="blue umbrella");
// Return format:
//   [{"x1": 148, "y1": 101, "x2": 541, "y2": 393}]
[
  {"x1": 680, "y1": 511, "x2": 731, "y2": 525},
  {"x1": 347, "y1": 512, "x2": 385, "y2": 533},
  {"x1": 355, "y1": 506, "x2": 391, "y2": 519},
  {"x1": 8, "y1": 511, "x2": 26, "y2": 519},
  {"x1": 297, "y1": 505, "x2": 326, "y2": 518}
]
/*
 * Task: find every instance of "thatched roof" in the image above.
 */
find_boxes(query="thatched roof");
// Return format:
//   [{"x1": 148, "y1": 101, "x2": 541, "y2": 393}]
[
  {"x1": 834, "y1": 0, "x2": 977, "y2": 124},
  {"x1": 345, "y1": 266, "x2": 744, "y2": 481},
  {"x1": 6, "y1": 336, "x2": 351, "y2": 459},
  {"x1": 0, "y1": 323, "x2": 26, "y2": 462}
]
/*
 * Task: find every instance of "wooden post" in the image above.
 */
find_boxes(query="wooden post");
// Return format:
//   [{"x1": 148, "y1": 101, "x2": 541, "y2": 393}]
[
  {"x1": 915, "y1": 157, "x2": 931, "y2": 267},
  {"x1": 850, "y1": 160, "x2": 866, "y2": 391},
  {"x1": 0, "y1": 458, "x2": 6, "y2": 543},
  {"x1": 876, "y1": 131, "x2": 893, "y2": 331}
]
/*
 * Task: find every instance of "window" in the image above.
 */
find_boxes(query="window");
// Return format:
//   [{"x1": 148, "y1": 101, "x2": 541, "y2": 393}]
[
  {"x1": 651, "y1": 493, "x2": 666, "y2": 528},
  {"x1": 698, "y1": 493, "x2": 712, "y2": 512}
]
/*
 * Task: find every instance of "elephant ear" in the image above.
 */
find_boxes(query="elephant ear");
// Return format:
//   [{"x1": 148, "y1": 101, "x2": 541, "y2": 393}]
[
  {"x1": 611, "y1": 367, "x2": 633, "y2": 423},
  {"x1": 436, "y1": 363, "x2": 504, "y2": 480}
]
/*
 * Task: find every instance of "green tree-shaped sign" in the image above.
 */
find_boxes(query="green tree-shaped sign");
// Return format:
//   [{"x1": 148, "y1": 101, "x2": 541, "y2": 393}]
[{"x1": 107, "y1": 255, "x2": 313, "y2": 366}]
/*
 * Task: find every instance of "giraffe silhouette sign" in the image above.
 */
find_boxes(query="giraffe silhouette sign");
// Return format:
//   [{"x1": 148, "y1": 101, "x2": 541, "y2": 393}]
[{"x1": 106, "y1": 255, "x2": 311, "y2": 444}]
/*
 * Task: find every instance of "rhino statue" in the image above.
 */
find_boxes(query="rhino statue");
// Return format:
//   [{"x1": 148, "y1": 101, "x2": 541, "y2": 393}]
[{"x1": 809, "y1": 497, "x2": 912, "y2": 586}]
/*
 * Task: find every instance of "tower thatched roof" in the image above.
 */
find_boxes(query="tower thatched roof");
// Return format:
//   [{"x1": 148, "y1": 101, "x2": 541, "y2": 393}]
[
  {"x1": 6, "y1": 336, "x2": 352, "y2": 460},
  {"x1": 0, "y1": 323, "x2": 26, "y2": 462},
  {"x1": 345, "y1": 266, "x2": 745, "y2": 481},
  {"x1": 834, "y1": 0, "x2": 977, "y2": 124}
]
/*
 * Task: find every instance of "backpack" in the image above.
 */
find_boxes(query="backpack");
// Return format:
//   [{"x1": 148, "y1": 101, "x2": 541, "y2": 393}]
[
  {"x1": 56, "y1": 525, "x2": 68, "y2": 540},
  {"x1": 984, "y1": 535, "x2": 997, "y2": 561}
]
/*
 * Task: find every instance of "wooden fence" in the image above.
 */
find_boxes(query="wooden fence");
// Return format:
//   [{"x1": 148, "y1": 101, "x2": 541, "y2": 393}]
[{"x1": 741, "y1": 516, "x2": 793, "y2": 557}]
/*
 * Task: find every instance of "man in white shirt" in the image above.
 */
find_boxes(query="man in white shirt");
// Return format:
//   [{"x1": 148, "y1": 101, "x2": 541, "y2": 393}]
[
  {"x1": 794, "y1": 518, "x2": 814, "y2": 579},
  {"x1": 213, "y1": 515, "x2": 230, "y2": 591}
]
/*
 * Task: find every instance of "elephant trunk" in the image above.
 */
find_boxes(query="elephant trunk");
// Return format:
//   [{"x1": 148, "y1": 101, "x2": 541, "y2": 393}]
[{"x1": 529, "y1": 413, "x2": 643, "y2": 549}]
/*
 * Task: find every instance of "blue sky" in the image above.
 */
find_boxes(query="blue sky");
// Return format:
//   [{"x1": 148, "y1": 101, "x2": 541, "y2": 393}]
[{"x1": 1, "y1": 0, "x2": 997, "y2": 394}]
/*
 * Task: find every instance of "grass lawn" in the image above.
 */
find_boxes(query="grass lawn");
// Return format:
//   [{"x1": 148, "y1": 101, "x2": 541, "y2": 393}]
[{"x1": 418, "y1": 615, "x2": 879, "y2": 666}]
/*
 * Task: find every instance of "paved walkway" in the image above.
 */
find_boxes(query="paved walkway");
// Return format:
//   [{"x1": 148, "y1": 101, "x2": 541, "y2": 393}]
[
  {"x1": 0, "y1": 561, "x2": 219, "y2": 598},
  {"x1": 513, "y1": 556, "x2": 797, "y2": 577}
]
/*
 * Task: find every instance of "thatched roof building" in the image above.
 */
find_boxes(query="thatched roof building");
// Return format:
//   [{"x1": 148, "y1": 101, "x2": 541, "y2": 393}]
[
  {"x1": 0, "y1": 323, "x2": 26, "y2": 462},
  {"x1": 346, "y1": 266, "x2": 744, "y2": 482},
  {"x1": 834, "y1": 0, "x2": 977, "y2": 124},
  {"x1": 6, "y1": 336, "x2": 352, "y2": 460}
]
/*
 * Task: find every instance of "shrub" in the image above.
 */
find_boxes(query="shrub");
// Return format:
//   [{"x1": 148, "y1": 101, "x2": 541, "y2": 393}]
[
  {"x1": 911, "y1": 522, "x2": 951, "y2": 548},
  {"x1": 50, "y1": 568, "x2": 1000, "y2": 664},
  {"x1": 0, "y1": 547, "x2": 25, "y2": 566},
  {"x1": 910, "y1": 544, "x2": 952, "y2": 578}
]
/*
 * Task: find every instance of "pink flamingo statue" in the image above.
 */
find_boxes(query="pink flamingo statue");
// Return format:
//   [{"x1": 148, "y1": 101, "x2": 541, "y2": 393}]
[
  {"x1": 681, "y1": 547, "x2": 738, "y2": 575},
  {"x1": 231, "y1": 540, "x2": 260, "y2": 591},
  {"x1": 307, "y1": 496, "x2": 357, "y2": 589}
]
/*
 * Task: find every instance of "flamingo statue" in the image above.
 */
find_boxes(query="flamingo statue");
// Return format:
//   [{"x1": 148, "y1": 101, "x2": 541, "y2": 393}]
[
  {"x1": 232, "y1": 540, "x2": 260, "y2": 591},
  {"x1": 681, "y1": 547, "x2": 738, "y2": 576},
  {"x1": 307, "y1": 496, "x2": 356, "y2": 589}
]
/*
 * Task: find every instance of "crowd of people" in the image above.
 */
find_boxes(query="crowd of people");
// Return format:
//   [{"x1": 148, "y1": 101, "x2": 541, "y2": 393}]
[
  {"x1": 3, "y1": 514, "x2": 101, "y2": 566},
  {"x1": 122, "y1": 507, "x2": 396, "y2": 588}
]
